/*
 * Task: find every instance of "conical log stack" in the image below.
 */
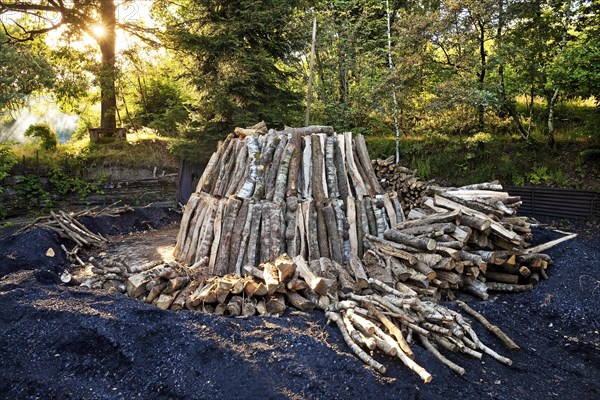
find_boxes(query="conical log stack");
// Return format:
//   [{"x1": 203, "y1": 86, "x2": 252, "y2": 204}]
[{"x1": 174, "y1": 124, "x2": 403, "y2": 275}]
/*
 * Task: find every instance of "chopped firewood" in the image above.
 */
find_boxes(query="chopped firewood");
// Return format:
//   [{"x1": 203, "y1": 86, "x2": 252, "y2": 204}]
[
  {"x1": 486, "y1": 282, "x2": 534, "y2": 292},
  {"x1": 266, "y1": 294, "x2": 287, "y2": 315},
  {"x1": 286, "y1": 292, "x2": 315, "y2": 311},
  {"x1": 293, "y1": 256, "x2": 328, "y2": 295}
]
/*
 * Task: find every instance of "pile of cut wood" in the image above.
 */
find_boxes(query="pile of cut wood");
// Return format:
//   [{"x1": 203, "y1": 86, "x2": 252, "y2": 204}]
[
  {"x1": 16, "y1": 202, "x2": 133, "y2": 249},
  {"x1": 18, "y1": 209, "x2": 109, "y2": 248},
  {"x1": 64, "y1": 124, "x2": 575, "y2": 380},
  {"x1": 371, "y1": 156, "x2": 431, "y2": 211},
  {"x1": 174, "y1": 122, "x2": 393, "y2": 274},
  {"x1": 65, "y1": 253, "x2": 518, "y2": 380},
  {"x1": 363, "y1": 183, "x2": 560, "y2": 302}
]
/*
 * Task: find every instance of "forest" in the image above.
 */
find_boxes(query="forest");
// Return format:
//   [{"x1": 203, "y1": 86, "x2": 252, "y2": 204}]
[{"x1": 0, "y1": 0, "x2": 599, "y2": 198}]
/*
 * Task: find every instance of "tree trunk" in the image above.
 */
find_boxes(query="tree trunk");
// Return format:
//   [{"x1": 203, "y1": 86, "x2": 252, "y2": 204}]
[
  {"x1": 98, "y1": 0, "x2": 117, "y2": 131},
  {"x1": 477, "y1": 20, "x2": 486, "y2": 132}
]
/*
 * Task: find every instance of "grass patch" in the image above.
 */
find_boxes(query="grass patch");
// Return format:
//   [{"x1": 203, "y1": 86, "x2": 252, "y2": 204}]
[{"x1": 13, "y1": 127, "x2": 179, "y2": 172}]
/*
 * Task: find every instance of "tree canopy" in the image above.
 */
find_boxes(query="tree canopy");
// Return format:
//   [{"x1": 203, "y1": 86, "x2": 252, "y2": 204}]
[{"x1": 0, "y1": 0, "x2": 598, "y2": 149}]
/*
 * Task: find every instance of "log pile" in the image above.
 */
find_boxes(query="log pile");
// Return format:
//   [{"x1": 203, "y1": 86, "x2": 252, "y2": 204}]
[
  {"x1": 371, "y1": 156, "x2": 431, "y2": 211},
  {"x1": 362, "y1": 183, "x2": 556, "y2": 301},
  {"x1": 20, "y1": 210, "x2": 109, "y2": 248},
  {"x1": 61, "y1": 124, "x2": 576, "y2": 379},
  {"x1": 16, "y1": 202, "x2": 134, "y2": 248},
  {"x1": 65, "y1": 253, "x2": 517, "y2": 380},
  {"x1": 174, "y1": 124, "x2": 393, "y2": 273}
]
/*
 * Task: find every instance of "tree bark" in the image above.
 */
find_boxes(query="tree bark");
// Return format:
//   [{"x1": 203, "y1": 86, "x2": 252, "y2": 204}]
[{"x1": 98, "y1": 0, "x2": 117, "y2": 131}]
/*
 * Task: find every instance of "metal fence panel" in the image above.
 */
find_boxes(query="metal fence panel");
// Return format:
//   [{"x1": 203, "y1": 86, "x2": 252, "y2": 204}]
[{"x1": 508, "y1": 186, "x2": 600, "y2": 220}]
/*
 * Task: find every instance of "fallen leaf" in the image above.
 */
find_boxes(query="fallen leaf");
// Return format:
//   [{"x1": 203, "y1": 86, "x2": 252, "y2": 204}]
[{"x1": 46, "y1": 248, "x2": 55, "y2": 257}]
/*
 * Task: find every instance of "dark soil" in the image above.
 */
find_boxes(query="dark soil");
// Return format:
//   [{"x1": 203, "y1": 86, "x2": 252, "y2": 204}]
[{"x1": 0, "y1": 210, "x2": 599, "y2": 400}]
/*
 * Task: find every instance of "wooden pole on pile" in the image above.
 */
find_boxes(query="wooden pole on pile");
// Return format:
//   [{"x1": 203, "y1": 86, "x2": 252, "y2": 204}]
[{"x1": 305, "y1": 15, "x2": 317, "y2": 126}]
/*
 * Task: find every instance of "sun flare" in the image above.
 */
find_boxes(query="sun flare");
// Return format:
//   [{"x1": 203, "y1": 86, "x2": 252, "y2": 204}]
[{"x1": 91, "y1": 24, "x2": 106, "y2": 38}]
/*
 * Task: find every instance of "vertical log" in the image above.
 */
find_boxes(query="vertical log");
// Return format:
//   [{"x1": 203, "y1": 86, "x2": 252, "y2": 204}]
[
  {"x1": 208, "y1": 199, "x2": 226, "y2": 274},
  {"x1": 273, "y1": 142, "x2": 294, "y2": 203},
  {"x1": 343, "y1": 132, "x2": 368, "y2": 197},
  {"x1": 346, "y1": 196, "x2": 359, "y2": 257},
  {"x1": 297, "y1": 201, "x2": 308, "y2": 260},
  {"x1": 307, "y1": 200, "x2": 320, "y2": 261},
  {"x1": 237, "y1": 136, "x2": 261, "y2": 199},
  {"x1": 260, "y1": 131, "x2": 281, "y2": 181},
  {"x1": 323, "y1": 202, "x2": 343, "y2": 264},
  {"x1": 214, "y1": 198, "x2": 242, "y2": 275},
  {"x1": 286, "y1": 133, "x2": 303, "y2": 197},
  {"x1": 205, "y1": 135, "x2": 234, "y2": 193},
  {"x1": 302, "y1": 136, "x2": 312, "y2": 199},
  {"x1": 333, "y1": 199, "x2": 349, "y2": 259},
  {"x1": 325, "y1": 135, "x2": 340, "y2": 198},
  {"x1": 265, "y1": 135, "x2": 289, "y2": 200},
  {"x1": 364, "y1": 198, "x2": 378, "y2": 236},
  {"x1": 193, "y1": 197, "x2": 218, "y2": 263},
  {"x1": 177, "y1": 198, "x2": 202, "y2": 261},
  {"x1": 355, "y1": 198, "x2": 367, "y2": 257},
  {"x1": 225, "y1": 140, "x2": 249, "y2": 196},
  {"x1": 319, "y1": 134, "x2": 329, "y2": 198},
  {"x1": 196, "y1": 151, "x2": 219, "y2": 193},
  {"x1": 311, "y1": 135, "x2": 327, "y2": 201},
  {"x1": 334, "y1": 134, "x2": 351, "y2": 201},
  {"x1": 373, "y1": 199, "x2": 388, "y2": 238},
  {"x1": 252, "y1": 164, "x2": 266, "y2": 200},
  {"x1": 353, "y1": 150, "x2": 374, "y2": 195},
  {"x1": 316, "y1": 202, "x2": 330, "y2": 259},
  {"x1": 197, "y1": 135, "x2": 230, "y2": 192},
  {"x1": 181, "y1": 197, "x2": 209, "y2": 263},
  {"x1": 354, "y1": 134, "x2": 383, "y2": 194},
  {"x1": 285, "y1": 196, "x2": 299, "y2": 256},
  {"x1": 270, "y1": 202, "x2": 284, "y2": 260},
  {"x1": 174, "y1": 193, "x2": 200, "y2": 258},
  {"x1": 244, "y1": 202, "x2": 263, "y2": 267},
  {"x1": 382, "y1": 193, "x2": 398, "y2": 227},
  {"x1": 389, "y1": 191, "x2": 405, "y2": 222},
  {"x1": 260, "y1": 201, "x2": 273, "y2": 263},
  {"x1": 213, "y1": 138, "x2": 240, "y2": 196},
  {"x1": 234, "y1": 202, "x2": 254, "y2": 275}
]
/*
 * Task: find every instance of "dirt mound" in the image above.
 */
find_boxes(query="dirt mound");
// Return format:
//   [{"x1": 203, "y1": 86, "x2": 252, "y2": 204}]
[
  {"x1": 79, "y1": 207, "x2": 179, "y2": 237},
  {"x1": 0, "y1": 222, "x2": 599, "y2": 399},
  {"x1": 0, "y1": 229, "x2": 68, "y2": 281}
]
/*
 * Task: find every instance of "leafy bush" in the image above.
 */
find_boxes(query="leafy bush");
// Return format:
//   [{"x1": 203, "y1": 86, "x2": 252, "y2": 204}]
[
  {"x1": 24, "y1": 123, "x2": 58, "y2": 150},
  {"x1": 16, "y1": 175, "x2": 53, "y2": 209},
  {"x1": 0, "y1": 143, "x2": 17, "y2": 193},
  {"x1": 48, "y1": 166, "x2": 100, "y2": 199},
  {"x1": 578, "y1": 148, "x2": 600, "y2": 164}
]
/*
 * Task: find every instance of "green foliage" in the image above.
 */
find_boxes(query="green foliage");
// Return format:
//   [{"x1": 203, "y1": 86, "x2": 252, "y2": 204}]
[
  {"x1": 415, "y1": 158, "x2": 431, "y2": 180},
  {"x1": 132, "y1": 77, "x2": 190, "y2": 135},
  {"x1": 528, "y1": 166, "x2": 551, "y2": 185},
  {"x1": 48, "y1": 166, "x2": 100, "y2": 199},
  {"x1": 16, "y1": 175, "x2": 53, "y2": 209},
  {"x1": 553, "y1": 36, "x2": 600, "y2": 102},
  {"x1": 156, "y1": 0, "x2": 304, "y2": 139},
  {"x1": 0, "y1": 144, "x2": 18, "y2": 196},
  {"x1": 0, "y1": 32, "x2": 55, "y2": 111},
  {"x1": 24, "y1": 124, "x2": 58, "y2": 150},
  {"x1": 578, "y1": 148, "x2": 600, "y2": 164}
]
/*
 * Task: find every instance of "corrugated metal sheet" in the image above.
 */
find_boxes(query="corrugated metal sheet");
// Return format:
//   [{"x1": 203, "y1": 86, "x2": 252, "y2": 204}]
[{"x1": 508, "y1": 186, "x2": 600, "y2": 220}]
